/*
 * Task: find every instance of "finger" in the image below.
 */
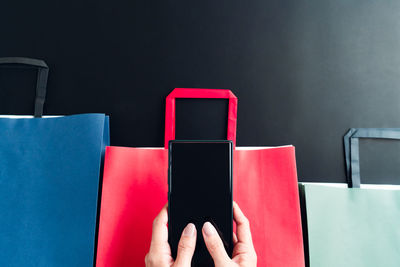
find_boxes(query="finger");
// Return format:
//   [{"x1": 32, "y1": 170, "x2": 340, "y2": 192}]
[
  {"x1": 233, "y1": 232, "x2": 238, "y2": 244},
  {"x1": 202, "y1": 222, "x2": 231, "y2": 265},
  {"x1": 233, "y1": 202, "x2": 253, "y2": 245},
  {"x1": 174, "y1": 223, "x2": 197, "y2": 266},
  {"x1": 150, "y1": 204, "x2": 169, "y2": 251}
]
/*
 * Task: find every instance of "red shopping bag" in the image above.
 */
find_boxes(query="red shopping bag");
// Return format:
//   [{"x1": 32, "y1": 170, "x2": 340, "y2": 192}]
[{"x1": 96, "y1": 89, "x2": 305, "y2": 267}]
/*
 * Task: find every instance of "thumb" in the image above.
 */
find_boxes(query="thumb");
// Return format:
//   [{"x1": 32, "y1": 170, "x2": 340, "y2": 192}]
[
  {"x1": 174, "y1": 223, "x2": 197, "y2": 266},
  {"x1": 202, "y1": 222, "x2": 231, "y2": 266}
]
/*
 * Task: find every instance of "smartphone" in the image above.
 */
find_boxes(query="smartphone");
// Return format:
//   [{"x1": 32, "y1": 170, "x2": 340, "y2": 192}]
[{"x1": 168, "y1": 141, "x2": 233, "y2": 267}]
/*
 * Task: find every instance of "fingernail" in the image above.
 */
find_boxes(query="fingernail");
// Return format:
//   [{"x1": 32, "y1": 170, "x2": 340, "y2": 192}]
[
  {"x1": 183, "y1": 223, "x2": 196, "y2": 237},
  {"x1": 203, "y1": 222, "x2": 216, "y2": 236}
]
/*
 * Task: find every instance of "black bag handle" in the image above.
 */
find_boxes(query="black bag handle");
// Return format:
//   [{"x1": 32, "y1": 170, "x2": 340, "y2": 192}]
[
  {"x1": 344, "y1": 128, "x2": 400, "y2": 188},
  {"x1": 0, "y1": 57, "x2": 49, "y2": 117}
]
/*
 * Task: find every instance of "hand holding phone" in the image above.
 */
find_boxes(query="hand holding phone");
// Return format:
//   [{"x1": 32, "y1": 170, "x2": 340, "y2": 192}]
[{"x1": 145, "y1": 202, "x2": 257, "y2": 267}]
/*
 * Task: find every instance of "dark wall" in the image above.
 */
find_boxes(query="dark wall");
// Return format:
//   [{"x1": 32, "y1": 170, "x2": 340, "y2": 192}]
[{"x1": 1, "y1": 0, "x2": 400, "y2": 184}]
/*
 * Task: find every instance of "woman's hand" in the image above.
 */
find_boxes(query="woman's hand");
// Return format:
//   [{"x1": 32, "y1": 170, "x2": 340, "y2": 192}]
[
  {"x1": 145, "y1": 204, "x2": 197, "y2": 267},
  {"x1": 202, "y1": 202, "x2": 257, "y2": 267},
  {"x1": 145, "y1": 202, "x2": 257, "y2": 267}
]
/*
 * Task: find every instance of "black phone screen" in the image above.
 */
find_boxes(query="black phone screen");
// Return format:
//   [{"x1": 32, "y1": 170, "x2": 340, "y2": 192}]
[{"x1": 168, "y1": 141, "x2": 233, "y2": 267}]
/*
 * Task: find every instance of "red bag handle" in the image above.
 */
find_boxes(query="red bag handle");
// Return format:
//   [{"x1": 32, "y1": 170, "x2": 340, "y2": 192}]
[{"x1": 164, "y1": 88, "x2": 238, "y2": 148}]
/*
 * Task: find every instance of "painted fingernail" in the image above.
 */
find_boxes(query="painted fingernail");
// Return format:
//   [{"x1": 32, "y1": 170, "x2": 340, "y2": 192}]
[
  {"x1": 203, "y1": 222, "x2": 216, "y2": 236},
  {"x1": 183, "y1": 223, "x2": 196, "y2": 237}
]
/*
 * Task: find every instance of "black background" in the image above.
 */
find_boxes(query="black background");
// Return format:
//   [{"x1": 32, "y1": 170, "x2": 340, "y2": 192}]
[{"x1": 1, "y1": 0, "x2": 400, "y2": 184}]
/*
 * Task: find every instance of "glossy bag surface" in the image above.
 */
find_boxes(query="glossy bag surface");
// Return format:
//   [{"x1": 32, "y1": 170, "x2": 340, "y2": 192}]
[{"x1": 96, "y1": 88, "x2": 305, "y2": 267}]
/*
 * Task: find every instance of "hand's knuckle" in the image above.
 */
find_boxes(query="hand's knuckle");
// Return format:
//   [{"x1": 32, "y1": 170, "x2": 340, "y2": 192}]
[
  {"x1": 144, "y1": 253, "x2": 161, "y2": 266},
  {"x1": 144, "y1": 253, "x2": 152, "y2": 265},
  {"x1": 152, "y1": 217, "x2": 159, "y2": 228},
  {"x1": 252, "y1": 251, "x2": 258, "y2": 262},
  {"x1": 207, "y1": 239, "x2": 221, "y2": 252},
  {"x1": 178, "y1": 240, "x2": 195, "y2": 252}
]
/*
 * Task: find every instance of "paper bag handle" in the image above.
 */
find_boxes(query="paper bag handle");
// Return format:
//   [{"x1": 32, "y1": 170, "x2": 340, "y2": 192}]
[
  {"x1": 164, "y1": 88, "x2": 238, "y2": 148},
  {"x1": 0, "y1": 57, "x2": 49, "y2": 117},
  {"x1": 344, "y1": 128, "x2": 400, "y2": 188}
]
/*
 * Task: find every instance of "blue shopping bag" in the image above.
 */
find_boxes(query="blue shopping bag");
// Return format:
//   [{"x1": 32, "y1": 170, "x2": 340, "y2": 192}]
[{"x1": 0, "y1": 58, "x2": 109, "y2": 266}]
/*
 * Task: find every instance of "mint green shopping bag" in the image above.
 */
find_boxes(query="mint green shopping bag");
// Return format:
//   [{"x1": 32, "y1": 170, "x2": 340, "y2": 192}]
[{"x1": 300, "y1": 128, "x2": 400, "y2": 267}]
